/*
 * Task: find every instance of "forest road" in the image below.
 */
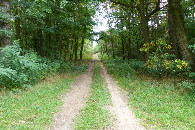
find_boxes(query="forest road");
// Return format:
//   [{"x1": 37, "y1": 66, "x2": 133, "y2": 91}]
[
  {"x1": 51, "y1": 54, "x2": 144, "y2": 130},
  {"x1": 97, "y1": 55, "x2": 145, "y2": 130},
  {"x1": 51, "y1": 57, "x2": 94, "y2": 130}
]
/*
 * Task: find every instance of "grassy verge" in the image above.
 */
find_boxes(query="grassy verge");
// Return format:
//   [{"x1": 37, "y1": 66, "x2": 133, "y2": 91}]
[
  {"x1": 74, "y1": 61, "x2": 112, "y2": 130},
  {"x1": 102, "y1": 59, "x2": 194, "y2": 129},
  {"x1": 0, "y1": 71, "x2": 83, "y2": 129}
]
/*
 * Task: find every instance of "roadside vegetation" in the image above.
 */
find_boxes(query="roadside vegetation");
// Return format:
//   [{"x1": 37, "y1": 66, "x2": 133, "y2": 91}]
[
  {"x1": 101, "y1": 55, "x2": 195, "y2": 129},
  {"x1": 0, "y1": 69, "x2": 86, "y2": 129},
  {"x1": 74, "y1": 61, "x2": 112, "y2": 129}
]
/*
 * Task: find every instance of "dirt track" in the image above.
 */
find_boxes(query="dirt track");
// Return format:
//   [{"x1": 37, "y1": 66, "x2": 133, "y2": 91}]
[
  {"x1": 52, "y1": 55, "x2": 144, "y2": 130},
  {"x1": 98, "y1": 57, "x2": 145, "y2": 130},
  {"x1": 52, "y1": 59, "x2": 94, "y2": 130}
]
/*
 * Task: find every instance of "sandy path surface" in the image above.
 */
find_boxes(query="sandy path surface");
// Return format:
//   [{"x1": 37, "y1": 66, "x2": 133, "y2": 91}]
[
  {"x1": 98, "y1": 57, "x2": 145, "y2": 130},
  {"x1": 52, "y1": 59, "x2": 94, "y2": 130}
]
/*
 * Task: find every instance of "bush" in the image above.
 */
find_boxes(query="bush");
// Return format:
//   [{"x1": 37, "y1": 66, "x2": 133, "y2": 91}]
[
  {"x1": 128, "y1": 60, "x2": 147, "y2": 73},
  {"x1": 140, "y1": 38, "x2": 191, "y2": 77},
  {"x1": 102, "y1": 58, "x2": 135, "y2": 79},
  {"x1": 0, "y1": 42, "x2": 87, "y2": 88},
  {"x1": 0, "y1": 42, "x2": 47, "y2": 88}
]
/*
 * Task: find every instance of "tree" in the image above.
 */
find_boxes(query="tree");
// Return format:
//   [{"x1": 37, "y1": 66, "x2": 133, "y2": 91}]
[
  {"x1": 0, "y1": 0, "x2": 11, "y2": 47},
  {"x1": 109, "y1": 0, "x2": 167, "y2": 59},
  {"x1": 168, "y1": 0, "x2": 194, "y2": 67}
]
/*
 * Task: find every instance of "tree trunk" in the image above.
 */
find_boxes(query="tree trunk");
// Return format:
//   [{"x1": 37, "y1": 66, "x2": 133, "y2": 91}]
[
  {"x1": 105, "y1": 44, "x2": 109, "y2": 57},
  {"x1": 15, "y1": 12, "x2": 21, "y2": 40},
  {"x1": 111, "y1": 41, "x2": 115, "y2": 59},
  {"x1": 127, "y1": 37, "x2": 131, "y2": 60},
  {"x1": 74, "y1": 37, "x2": 78, "y2": 61},
  {"x1": 121, "y1": 19, "x2": 125, "y2": 60},
  {"x1": 168, "y1": 8, "x2": 182, "y2": 59},
  {"x1": 168, "y1": 0, "x2": 194, "y2": 66},
  {"x1": 138, "y1": 1, "x2": 150, "y2": 60},
  {"x1": 80, "y1": 37, "x2": 85, "y2": 60},
  {"x1": 38, "y1": 29, "x2": 44, "y2": 57},
  {"x1": 127, "y1": 18, "x2": 131, "y2": 60},
  {"x1": 122, "y1": 38, "x2": 125, "y2": 60},
  {"x1": 70, "y1": 40, "x2": 74, "y2": 61},
  {"x1": 156, "y1": 12, "x2": 160, "y2": 39},
  {"x1": 0, "y1": 0, "x2": 11, "y2": 47},
  {"x1": 64, "y1": 41, "x2": 69, "y2": 61}
]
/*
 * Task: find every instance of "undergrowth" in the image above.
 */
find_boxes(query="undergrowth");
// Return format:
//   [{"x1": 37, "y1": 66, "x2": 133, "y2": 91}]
[
  {"x1": 101, "y1": 58, "x2": 195, "y2": 129},
  {"x1": 74, "y1": 60, "x2": 112, "y2": 130},
  {"x1": 0, "y1": 42, "x2": 87, "y2": 88}
]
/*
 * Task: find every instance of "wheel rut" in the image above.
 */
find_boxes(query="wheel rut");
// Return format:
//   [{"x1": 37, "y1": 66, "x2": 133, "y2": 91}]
[
  {"x1": 52, "y1": 58, "x2": 94, "y2": 130},
  {"x1": 98, "y1": 57, "x2": 145, "y2": 130}
]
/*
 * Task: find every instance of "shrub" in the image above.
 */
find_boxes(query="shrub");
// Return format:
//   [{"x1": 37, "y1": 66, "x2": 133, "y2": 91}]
[
  {"x1": 102, "y1": 58, "x2": 135, "y2": 79},
  {"x1": 0, "y1": 42, "x2": 88, "y2": 88},
  {"x1": 0, "y1": 41, "x2": 48, "y2": 88},
  {"x1": 140, "y1": 38, "x2": 190, "y2": 77}
]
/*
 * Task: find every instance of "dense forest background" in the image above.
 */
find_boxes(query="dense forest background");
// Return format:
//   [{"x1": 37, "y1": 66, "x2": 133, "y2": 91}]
[{"x1": 0, "y1": 0, "x2": 194, "y2": 88}]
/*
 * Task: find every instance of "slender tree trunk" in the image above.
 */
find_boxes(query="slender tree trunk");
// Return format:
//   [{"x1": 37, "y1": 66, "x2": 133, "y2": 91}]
[
  {"x1": 0, "y1": 0, "x2": 11, "y2": 47},
  {"x1": 156, "y1": 12, "x2": 160, "y2": 39},
  {"x1": 127, "y1": 15, "x2": 131, "y2": 60},
  {"x1": 74, "y1": 37, "x2": 78, "y2": 61},
  {"x1": 15, "y1": 5, "x2": 21, "y2": 41},
  {"x1": 65, "y1": 41, "x2": 69, "y2": 61},
  {"x1": 80, "y1": 37, "x2": 85, "y2": 60},
  {"x1": 33, "y1": 36, "x2": 38, "y2": 52},
  {"x1": 168, "y1": 0, "x2": 194, "y2": 67},
  {"x1": 122, "y1": 38, "x2": 125, "y2": 60},
  {"x1": 111, "y1": 41, "x2": 115, "y2": 59},
  {"x1": 70, "y1": 40, "x2": 74, "y2": 61},
  {"x1": 38, "y1": 29, "x2": 44, "y2": 57},
  {"x1": 138, "y1": 1, "x2": 150, "y2": 60},
  {"x1": 127, "y1": 37, "x2": 131, "y2": 60},
  {"x1": 105, "y1": 44, "x2": 109, "y2": 57},
  {"x1": 80, "y1": 27, "x2": 87, "y2": 60},
  {"x1": 121, "y1": 19, "x2": 125, "y2": 60}
]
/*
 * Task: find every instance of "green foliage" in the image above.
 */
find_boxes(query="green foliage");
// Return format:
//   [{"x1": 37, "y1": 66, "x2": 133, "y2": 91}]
[
  {"x1": 177, "y1": 81, "x2": 195, "y2": 92},
  {"x1": 100, "y1": 55, "x2": 135, "y2": 79},
  {"x1": 0, "y1": 42, "x2": 87, "y2": 88},
  {"x1": 140, "y1": 38, "x2": 190, "y2": 77},
  {"x1": 128, "y1": 60, "x2": 147, "y2": 73},
  {"x1": 0, "y1": 7, "x2": 10, "y2": 23},
  {"x1": 0, "y1": 41, "x2": 44, "y2": 88},
  {"x1": 0, "y1": 29, "x2": 12, "y2": 37},
  {"x1": 11, "y1": 0, "x2": 96, "y2": 60},
  {"x1": 189, "y1": 43, "x2": 195, "y2": 53}
]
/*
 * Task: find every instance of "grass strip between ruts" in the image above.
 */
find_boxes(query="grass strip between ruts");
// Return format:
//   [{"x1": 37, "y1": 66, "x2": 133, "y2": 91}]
[{"x1": 74, "y1": 60, "x2": 112, "y2": 130}]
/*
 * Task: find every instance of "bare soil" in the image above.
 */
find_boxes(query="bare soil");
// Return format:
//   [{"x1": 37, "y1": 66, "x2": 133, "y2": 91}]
[
  {"x1": 52, "y1": 59, "x2": 94, "y2": 130},
  {"x1": 98, "y1": 57, "x2": 145, "y2": 130}
]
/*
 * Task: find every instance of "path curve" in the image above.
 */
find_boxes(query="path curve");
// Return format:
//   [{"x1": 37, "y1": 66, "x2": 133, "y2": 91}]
[
  {"x1": 52, "y1": 58, "x2": 94, "y2": 130},
  {"x1": 98, "y1": 57, "x2": 145, "y2": 130}
]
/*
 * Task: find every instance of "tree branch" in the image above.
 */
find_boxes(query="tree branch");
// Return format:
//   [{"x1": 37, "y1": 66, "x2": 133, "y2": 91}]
[
  {"x1": 109, "y1": 0, "x2": 138, "y2": 9},
  {"x1": 146, "y1": 0, "x2": 168, "y2": 20}
]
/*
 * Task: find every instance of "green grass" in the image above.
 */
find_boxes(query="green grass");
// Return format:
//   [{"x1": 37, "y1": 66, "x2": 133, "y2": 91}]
[
  {"x1": 102, "y1": 59, "x2": 195, "y2": 129},
  {"x1": 0, "y1": 72, "x2": 81, "y2": 130},
  {"x1": 74, "y1": 61, "x2": 112, "y2": 130}
]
